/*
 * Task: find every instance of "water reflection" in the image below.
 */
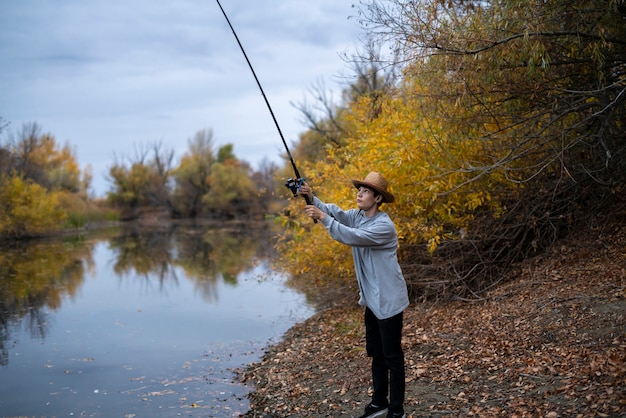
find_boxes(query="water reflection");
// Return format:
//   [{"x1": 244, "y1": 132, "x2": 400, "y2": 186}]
[
  {"x1": 0, "y1": 239, "x2": 95, "y2": 366},
  {"x1": 0, "y1": 223, "x2": 313, "y2": 416}
]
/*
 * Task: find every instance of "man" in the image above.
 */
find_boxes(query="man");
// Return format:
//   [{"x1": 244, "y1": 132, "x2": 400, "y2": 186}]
[{"x1": 299, "y1": 171, "x2": 409, "y2": 418}]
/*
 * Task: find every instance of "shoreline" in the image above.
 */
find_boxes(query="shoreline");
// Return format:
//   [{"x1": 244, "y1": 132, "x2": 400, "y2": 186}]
[{"x1": 240, "y1": 225, "x2": 625, "y2": 417}]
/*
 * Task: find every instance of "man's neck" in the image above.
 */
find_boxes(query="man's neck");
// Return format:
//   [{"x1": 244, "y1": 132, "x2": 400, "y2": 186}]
[{"x1": 362, "y1": 205, "x2": 379, "y2": 217}]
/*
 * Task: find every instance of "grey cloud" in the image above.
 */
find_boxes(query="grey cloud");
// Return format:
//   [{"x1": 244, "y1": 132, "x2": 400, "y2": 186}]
[{"x1": 0, "y1": 0, "x2": 362, "y2": 195}]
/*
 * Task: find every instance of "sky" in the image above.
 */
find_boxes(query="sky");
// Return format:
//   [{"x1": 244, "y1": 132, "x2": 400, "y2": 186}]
[{"x1": 0, "y1": 1, "x2": 364, "y2": 196}]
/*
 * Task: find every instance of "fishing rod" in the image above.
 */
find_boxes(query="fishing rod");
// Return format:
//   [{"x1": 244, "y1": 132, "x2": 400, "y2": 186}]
[{"x1": 215, "y1": 0, "x2": 316, "y2": 222}]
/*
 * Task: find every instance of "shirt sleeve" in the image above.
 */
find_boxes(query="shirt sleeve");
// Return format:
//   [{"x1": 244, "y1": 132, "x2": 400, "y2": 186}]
[
  {"x1": 321, "y1": 216, "x2": 396, "y2": 251},
  {"x1": 324, "y1": 217, "x2": 396, "y2": 248},
  {"x1": 312, "y1": 196, "x2": 354, "y2": 226}
]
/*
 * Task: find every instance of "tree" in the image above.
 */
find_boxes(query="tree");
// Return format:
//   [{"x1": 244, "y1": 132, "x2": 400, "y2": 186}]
[
  {"x1": 357, "y1": 0, "x2": 625, "y2": 188},
  {"x1": 143, "y1": 142, "x2": 177, "y2": 216},
  {"x1": 216, "y1": 143, "x2": 236, "y2": 163},
  {"x1": 104, "y1": 129, "x2": 274, "y2": 220},
  {"x1": 107, "y1": 142, "x2": 178, "y2": 217},
  {"x1": 358, "y1": 0, "x2": 626, "y2": 260},
  {"x1": 0, "y1": 117, "x2": 10, "y2": 173},
  {"x1": 0, "y1": 122, "x2": 93, "y2": 237},
  {"x1": 172, "y1": 129, "x2": 216, "y2": 218},
  {"x1": 277, "y1": 0, "x2": 626, "y2": 298},
  {"x1": 204, "y1": 157, "x2": 257, "y2": 218},
  {"x1": 292, "y1": 45, "x2": 400, "y2": 165},
  {"x1": 252, "y1": 157, "x2": 280, "y2": 215},
  {"x1": 0, "y1": 176, "x2": 66, "y2": 238},
  {"x1": 5, "y1": 122, "x2": 81, "y2": 192},
  {"x1": 107, "y1": 145, "x2": 152, "y2": 215},
  {"x1": 0, "y1": 116, "x2": 8, "y2": 133}
]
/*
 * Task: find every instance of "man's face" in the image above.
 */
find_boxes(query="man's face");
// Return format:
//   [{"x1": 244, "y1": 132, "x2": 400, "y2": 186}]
[{"x1": 356, "y1": 186, "x2": 378, "y2": 210}]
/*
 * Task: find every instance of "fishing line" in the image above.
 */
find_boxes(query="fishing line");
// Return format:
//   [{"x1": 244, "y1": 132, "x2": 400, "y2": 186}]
[{"x1": 214, "y1": 0, "x2": 316, "y2": 221}]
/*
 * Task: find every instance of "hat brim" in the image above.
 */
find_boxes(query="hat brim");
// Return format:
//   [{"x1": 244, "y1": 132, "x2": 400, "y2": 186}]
[{"x1": 352, "y1": 180, "x2": 395, "y2": 203}]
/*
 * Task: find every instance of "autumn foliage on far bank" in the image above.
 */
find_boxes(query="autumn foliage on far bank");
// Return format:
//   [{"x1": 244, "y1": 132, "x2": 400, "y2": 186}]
[
  {"x1": 0, "y1": 122, "x2": 278, "y2": 239},
  {"x1": 0, "y1": 122, "x2": 104, "y2": 238}
]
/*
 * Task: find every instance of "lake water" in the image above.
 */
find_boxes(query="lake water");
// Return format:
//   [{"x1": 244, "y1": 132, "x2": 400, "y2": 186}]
[{"x1": 0, "y1": 224, "x2": 315, "y2": 417}]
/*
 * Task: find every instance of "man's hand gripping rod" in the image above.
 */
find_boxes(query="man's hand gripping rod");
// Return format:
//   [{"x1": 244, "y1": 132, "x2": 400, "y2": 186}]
[{"x1": 215, "y1": 0, "x2": 316, "y2": 222}]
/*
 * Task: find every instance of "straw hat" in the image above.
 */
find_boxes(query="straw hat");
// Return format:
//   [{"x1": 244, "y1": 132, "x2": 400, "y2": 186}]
[{"x1": 351, "y1": 171, "x2": 395, "y2": 203}]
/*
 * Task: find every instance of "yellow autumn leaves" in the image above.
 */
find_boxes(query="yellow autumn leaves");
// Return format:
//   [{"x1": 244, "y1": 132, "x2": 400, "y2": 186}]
[{"x1": 275, "y1": 0, "x2": 625, "y2": 287}]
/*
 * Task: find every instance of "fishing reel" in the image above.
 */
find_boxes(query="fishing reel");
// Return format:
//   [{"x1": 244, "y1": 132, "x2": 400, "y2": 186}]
[
  {"x1": 285, "y1": 177, "x2": 305, "y2": 197},
  {"x1": 285, "y1": 177, "x2": 317, "y2": 223}
]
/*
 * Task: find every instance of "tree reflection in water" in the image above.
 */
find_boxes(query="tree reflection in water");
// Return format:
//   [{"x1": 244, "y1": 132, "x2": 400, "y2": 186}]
[
  {"x1": 0, "y1": 222, "x2": 313, "y2": 416},
  {"x1": 0, "y1": 239, "x2": 94, "y2": 366},
  {"x1": 0, "y1": 222, "x2": 277, "y2": 366}
]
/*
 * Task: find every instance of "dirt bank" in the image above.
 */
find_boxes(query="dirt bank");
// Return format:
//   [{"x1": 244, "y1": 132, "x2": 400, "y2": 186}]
[{"x1": 241, "y1": 224, "x2": 625, "y2": 417}]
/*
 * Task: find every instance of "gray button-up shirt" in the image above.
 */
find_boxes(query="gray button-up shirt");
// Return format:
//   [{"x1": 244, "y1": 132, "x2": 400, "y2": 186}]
[{"x1": 314, "y1": 196, "x2": 409, "y2": 319}]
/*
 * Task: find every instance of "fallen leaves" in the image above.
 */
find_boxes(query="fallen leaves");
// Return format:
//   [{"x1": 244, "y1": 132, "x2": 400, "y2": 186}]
[{"x1": 242, "y1": 224, "x2": 625, "y2": 417}]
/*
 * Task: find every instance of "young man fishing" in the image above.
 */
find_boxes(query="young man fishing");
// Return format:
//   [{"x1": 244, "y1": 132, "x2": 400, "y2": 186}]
[{"x1": 299, "y1": 171, "x2": 409, "y2": 418}]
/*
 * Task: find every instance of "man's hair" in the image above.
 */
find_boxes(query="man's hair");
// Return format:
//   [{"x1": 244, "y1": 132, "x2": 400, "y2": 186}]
[{"x1": 373, "y1": 190, "x2": 384, "y2": 207}]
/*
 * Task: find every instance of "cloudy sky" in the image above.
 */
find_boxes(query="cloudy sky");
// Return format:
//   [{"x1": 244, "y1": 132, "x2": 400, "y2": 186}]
[{"x1": 0, "y1": 1, "x2": 364, "y2": 195}]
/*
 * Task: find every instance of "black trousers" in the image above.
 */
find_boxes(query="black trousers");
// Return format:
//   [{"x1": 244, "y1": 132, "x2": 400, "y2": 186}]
[{"x1": 364, "y1": 307, "x2": 405, "y2": 413}]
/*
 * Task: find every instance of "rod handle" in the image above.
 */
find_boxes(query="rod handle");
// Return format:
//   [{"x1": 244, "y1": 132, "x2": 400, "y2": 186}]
[{"x1": 303, "y1": 195, "x2": 318, "y2": 223}]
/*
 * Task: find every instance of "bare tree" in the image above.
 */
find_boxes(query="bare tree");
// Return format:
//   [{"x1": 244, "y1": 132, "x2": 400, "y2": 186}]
[{"x1": 292, "y1": 43, "x2": 401, "y2": 163}]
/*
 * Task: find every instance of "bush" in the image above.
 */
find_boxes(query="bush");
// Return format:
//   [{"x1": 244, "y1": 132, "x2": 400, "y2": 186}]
[{"x1": 0, "y1": 175, "x2": 66, "y2": 238}]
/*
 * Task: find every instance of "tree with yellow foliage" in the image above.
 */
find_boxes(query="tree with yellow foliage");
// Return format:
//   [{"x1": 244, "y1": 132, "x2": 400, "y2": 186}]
[
  {"x1": 0, "y1": 175, "x2": 66, "y2": 238},
  {"x1": 8, "y1": 122, "x2": 81, "y2": 192},
  {"x1": 278, "y1": 0, "x2": 625, "y2": 298},
  {"x1": 0, "y1": 122, "x2": 92, "y2": 238}
]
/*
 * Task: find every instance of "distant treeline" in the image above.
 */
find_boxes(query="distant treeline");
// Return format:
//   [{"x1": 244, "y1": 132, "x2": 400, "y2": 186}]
[{"x1": 0, "y1": 121, "x2": 284, "y2": 239}]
